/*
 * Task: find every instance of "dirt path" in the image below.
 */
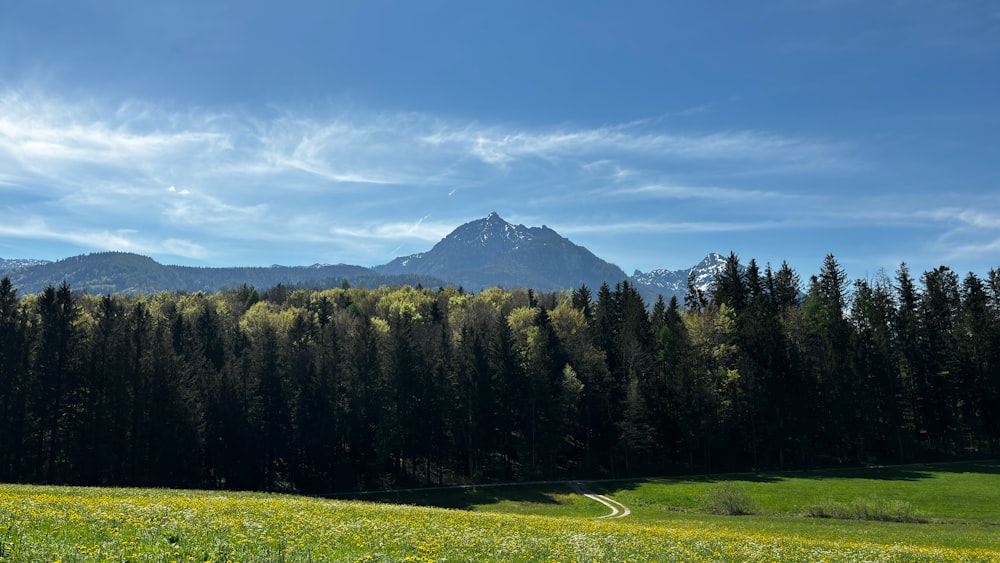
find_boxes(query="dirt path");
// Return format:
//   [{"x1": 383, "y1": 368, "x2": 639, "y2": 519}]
[
  {"x1": 335, "y1": 477, "x2": 633, "y2": 519},
  {"x1": 568, "y1": 481, "x2": 631, "y2": 519}
]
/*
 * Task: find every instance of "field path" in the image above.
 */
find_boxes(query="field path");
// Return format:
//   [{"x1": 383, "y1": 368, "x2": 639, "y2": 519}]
[
  {"x1": 568, "y1": 481, "x2": 631, "y2": 519},
  {"x1": 336, "y1": 477, "x2": 635, "y2": 519}
]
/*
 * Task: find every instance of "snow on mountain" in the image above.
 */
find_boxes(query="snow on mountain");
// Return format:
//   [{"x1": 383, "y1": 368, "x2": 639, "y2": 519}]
[
  {"x1": 377, "y1": 212, "x2": 629, "y2": 291},
  {"x1": 0, "y1": 257, "x2": 51, "y2": 270},
  {"x1": 2, "y1": 216, "x2": 735, "y2": 306},
  {"x1": 631, "y1": 252, "x2": 728, "y2": 302}
]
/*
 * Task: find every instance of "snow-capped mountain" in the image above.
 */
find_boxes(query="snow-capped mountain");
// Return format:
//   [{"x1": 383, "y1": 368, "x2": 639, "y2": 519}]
[
  {"x1": 377, "y1": 212, "x2": 629, "y2": 291},
  {"x1": 631, "y1": 252, "x2": 729, "y2": 303},
  {"x1": 0, "y1": 257, "x2": 51, "y2": 270},
  {"x1": 2, "y1": 216, "x2": 733, "y2": 304}
]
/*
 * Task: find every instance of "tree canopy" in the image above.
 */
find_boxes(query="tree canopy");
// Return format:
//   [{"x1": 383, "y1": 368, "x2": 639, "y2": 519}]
[{"x1": 0, "y1": 255, "x2": 997, "y2": 492}]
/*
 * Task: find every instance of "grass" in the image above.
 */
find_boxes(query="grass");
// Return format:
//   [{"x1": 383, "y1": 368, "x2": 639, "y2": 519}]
[
  {"x1": 1, "y1": 461, "x2": 998, "y2": 561},
  {"x1": 803, "y1": 496, "x2": 924, "y2": 522},
  {"x1": 343, "y1": 483, "x2": 604, "y2": 519},
  {"x1": 592, "y1": 461, "x2": 1000, "y2": 523}
]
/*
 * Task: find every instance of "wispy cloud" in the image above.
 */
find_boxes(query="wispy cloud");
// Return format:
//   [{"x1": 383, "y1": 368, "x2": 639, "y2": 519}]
[
  {"x1": 0, "y1": 87, "x2": 855, "y2": 265},
  {"x1": 600, "y1": 183, "x2": 814, "y2": 202},
  {"x1": 0, "y1": 92, "x2": 226, "y2": 174},
  {"x1": 823, "y1": 203, "x2": 1000, "y2": 267},
  {"x1": 420, "y1": 124, "x2": 844, "y2": 169},
  {"x1": 938, "y1": 238, "x2": 1000, "y2": 262},
  {"x1": 558, "y1": 219, "x2": 805, "y2": 236},
  {"x1": 163, "y1": 187, "x2": 268, "y2": 226},
  {"x1": 329, "y1": 217, "x2": 454, "y2": 242},
  {"x1": 925, "y1": 208, "x2": 1000, "y2": 230},
  {"x1": 0, "y1": 214, "x2": 209, "y2": 259},
  {"x1": 0, "y1": 90, "x2": 847, "y2": 191}
]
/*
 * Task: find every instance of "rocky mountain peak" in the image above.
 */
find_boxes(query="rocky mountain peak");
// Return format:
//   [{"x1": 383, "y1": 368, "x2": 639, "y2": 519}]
[
  {"x1": 629, "y1": 252, "x2": 731, "y2": 303},
  {"x1": 696, "y1": 252, "x2": 726, "y2": 269},
  {"x1": 444, "y1": 212, "x2": 532, "y2": 251},
  {"x1": 377, "y1": 213, "x2": 627, "y2": 291}
]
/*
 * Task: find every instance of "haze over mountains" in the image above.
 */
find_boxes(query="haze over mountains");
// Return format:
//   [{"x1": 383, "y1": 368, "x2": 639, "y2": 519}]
[{"x1": 0, "y1": 213, "x2": 728, "y2": 301}]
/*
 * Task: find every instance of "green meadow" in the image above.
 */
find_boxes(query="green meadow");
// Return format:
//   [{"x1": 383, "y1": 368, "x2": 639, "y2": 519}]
[{"x1": 2, "y1": 462, "x2": 998, "y2": 562}]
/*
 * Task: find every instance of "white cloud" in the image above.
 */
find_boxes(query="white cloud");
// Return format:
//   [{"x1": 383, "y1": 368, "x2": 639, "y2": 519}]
[
  {"x1": 0, "y1": 87, "x2": 859, "y2": 266},
  {"x1": 421, "y1": 123, "x2": 845, "y2": 169},
  {"x1": 926, "y1": 208, "x2": 1000, "y2": 229},
  {"x1": 329, "y1": 218, "x2": 454, "y2": 242},
  {"x1": 0, "y1": 90, "x2": 848, "y2": 205},
  {"x1": 0, "y1": 92, "x2": 226, "y2": 171},
  {"x1": 162, "y1": 238, "x2": 210, "y2": 260},
  {"x1": 162, "y1": 189, "x2": 267, "y2": 226},
  {"x1": 558, "y1": 219, "x2": 802, "y2": 236},
  {"x1": 603, "y1": 183, "x2": 810, "y2": 202},
  {"x1": 941, "y1": 238, "x2": 1000, "y2": 261},
  {"x1": 0, "y1": 215, "x2": 140, "y2": 254}
]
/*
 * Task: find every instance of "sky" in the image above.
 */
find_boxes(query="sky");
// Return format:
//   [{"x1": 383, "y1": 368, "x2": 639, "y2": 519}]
[{"x1": 1, "y1": 0, "x2": 999, "y2": 283}]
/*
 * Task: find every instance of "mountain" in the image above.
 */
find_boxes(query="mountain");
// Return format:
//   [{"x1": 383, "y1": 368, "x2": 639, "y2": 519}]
[
  {"x1": 1, "y1": 216, "x2": 731, "y2": 301},
  {"x1": 631, "y1": 252, "x2": 728, "y2": 304},
  {"x1": 0, "y1": 257, "x2": 50, "y2": 270},
  {"x1": 0, "y1": 252, "x2": 446, "y2": 295},
  {"x1": 377, "y1": 212, "x2": 629, "y2": 292}
]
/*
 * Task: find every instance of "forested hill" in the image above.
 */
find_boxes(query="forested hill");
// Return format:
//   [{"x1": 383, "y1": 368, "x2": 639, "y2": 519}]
[
  {"x1": 0, "y1": 251, "x2": 446, "y2": 295},
  {"x1": 0, "y1": 214, "x2": 717, "y2": 299},
  {"x1": 0, "y1": 254, "x2": 997, "y2": 493}
]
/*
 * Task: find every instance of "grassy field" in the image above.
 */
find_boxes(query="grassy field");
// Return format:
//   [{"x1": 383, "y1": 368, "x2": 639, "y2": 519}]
[{"x1": 1, "y1": 462, "x2": 998, "y2": 562}]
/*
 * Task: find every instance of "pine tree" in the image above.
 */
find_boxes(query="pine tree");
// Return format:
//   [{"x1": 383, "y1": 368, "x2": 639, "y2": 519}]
[
  {"x1": 919, "y1": 266, "x2": 962, "y2": 453},
  {"x1": 803, "y1": 255, "x2": 855, "y2": 461},
  {"x1": 711, "y1": 252, "x2": 747, "y2": 312},
  {"x1": 0, "y1": 278, "x2": 26, "y2": 480},
  {"x1": 31, "y1": 282, "x2": 82, "y2": 482}
]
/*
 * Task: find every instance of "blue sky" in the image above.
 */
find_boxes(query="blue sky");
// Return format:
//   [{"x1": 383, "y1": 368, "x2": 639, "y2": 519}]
[{"x1": 1, "y1": 0, "x2": 998, "y2": 282}]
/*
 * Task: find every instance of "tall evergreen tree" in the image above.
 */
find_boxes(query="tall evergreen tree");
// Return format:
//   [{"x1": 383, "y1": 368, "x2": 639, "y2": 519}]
[
  {"x1": 803, "y1": 255, "x2": 857, "y2": 461},
  {"x1": 957, "y1": 273, "x2": 996, "y2": 451},
  {"x1": 919, "y1": 266, "x2": 962, "y2": 453},
  {"x1": 30, "y1": 282, "x2": 82, "y2": 482},
  {"x1": 849, "y1": 277, "x2": 902, "y2": 461},
  {"x1": 0, "y1": 278, "x2": 26, "y2": 480},
  {"x1": 711, "y1": 252, "x2": 747, "y2": 312}
]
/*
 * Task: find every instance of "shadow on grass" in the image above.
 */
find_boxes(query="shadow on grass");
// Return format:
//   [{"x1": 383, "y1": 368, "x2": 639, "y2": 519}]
[
  {"x1": 328, "y1": 461, "x2": 999, "y2": 511},
  {"x1": 781, "y1": 460, "x2": 1000, "y2": 482},
  {"x1": 331, "y1": 483, "x2": 577, "y2": 511},
  {"x1": 588, "y1": 460, "x2": 1000, "y2": 497}
]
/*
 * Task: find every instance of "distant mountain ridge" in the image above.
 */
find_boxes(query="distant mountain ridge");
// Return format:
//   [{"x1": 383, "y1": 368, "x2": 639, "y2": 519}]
[
  {"x1": 1, "y1": 214, "x2": 731, "y2": 300},
  {"x1": 0, "y1": 252, "x2": 445, "y2": 295},
  {"x1": 376, "y1": 212, "x2": 629, "y2": 292},
  {"x1": 631, "y1": 252, "x2": 729, "y2": 304},
  {"x1": 0, "y1": 257, "x2": 51, "y2": 270}
]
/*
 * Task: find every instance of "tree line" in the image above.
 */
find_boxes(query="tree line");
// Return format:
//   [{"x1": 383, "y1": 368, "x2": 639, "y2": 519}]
[{"x1": 0, "y1": 253, "x2": 998, "y2": 492}]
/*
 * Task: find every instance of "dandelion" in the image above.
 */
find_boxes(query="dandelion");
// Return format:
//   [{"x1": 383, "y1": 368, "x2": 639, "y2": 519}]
[{"x1": 1, "y1": 484, "x2": 997, "y2": 562}]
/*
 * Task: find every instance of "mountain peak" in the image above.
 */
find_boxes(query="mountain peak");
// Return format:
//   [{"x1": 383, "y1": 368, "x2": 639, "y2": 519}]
[
  {"x1": 377, "y1": 214, "x2": 627, "y2": 291},
  {"x1": 696, "y1": 252, "x2": 726, "y2": 268},
  {"x1": 445, "y1": 212, "x2": 532, "y2": 251},
  {"x1": 630, "y1": 252, "x2": 730, "y2": 304}
]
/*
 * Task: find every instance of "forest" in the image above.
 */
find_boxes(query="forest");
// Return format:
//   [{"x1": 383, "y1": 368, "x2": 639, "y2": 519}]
[{"x1": 0, "y1": 253, "x2": 998, "y2": 493}]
